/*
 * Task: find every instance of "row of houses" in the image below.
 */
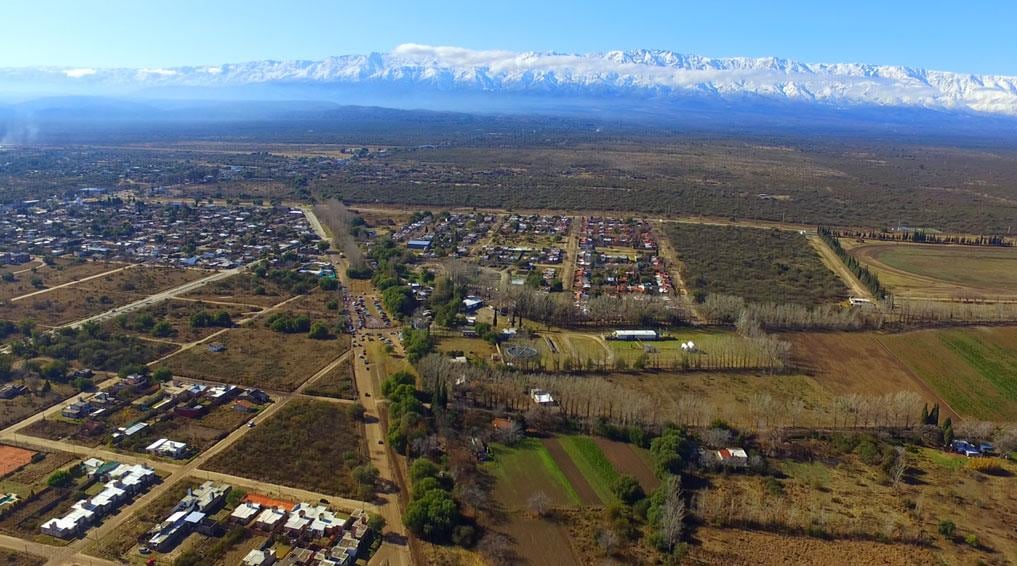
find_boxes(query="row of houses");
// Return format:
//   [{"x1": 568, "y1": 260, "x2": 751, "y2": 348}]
[
  {"x1": 145, "y1": 481, "x2": 230, "y2": 552},
  {"x1": 234, "y1": 496, "x2": 373, "y2": 566},
  {"x1": 40, "y1": 462, "x2": 157, "y2": 539}
]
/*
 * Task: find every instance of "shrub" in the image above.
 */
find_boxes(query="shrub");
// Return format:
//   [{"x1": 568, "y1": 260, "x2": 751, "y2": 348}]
[
  {"x1": 967, "y1": 458, "x2": 1006, "y2": 475},
  {"x1": 938, "y1": 520, "x2": 956, "y2": 538},
  {"x1": 409, "y1": 458, "x2": 441, "y2": 483},
  {"x1": 47, "y1": 469, "x2": 73, "y2": 488},
  {"x1": 403, "y1": 489, "x2": 458, "y2": 541},
  {"x1": 612, "y1": 475, "x2": 646, "y2": 505}
]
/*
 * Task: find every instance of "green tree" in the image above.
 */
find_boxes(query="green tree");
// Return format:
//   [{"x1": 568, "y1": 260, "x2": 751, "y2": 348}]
[
  {"x1": 307, "y1": 321, "x2": 330, "y2": 340},
  {"x1": 403, "y1": 489, "x2": 458, "y2": 541}
]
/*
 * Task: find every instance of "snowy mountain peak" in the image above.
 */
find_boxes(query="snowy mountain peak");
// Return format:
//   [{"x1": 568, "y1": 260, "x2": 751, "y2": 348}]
[{"x1": 3, "y1": 44, "x2": 1017, "y2": 117}]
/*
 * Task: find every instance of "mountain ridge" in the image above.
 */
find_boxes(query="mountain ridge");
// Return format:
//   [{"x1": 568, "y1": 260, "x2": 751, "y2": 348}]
[{"x1": 3, "y1": 44, "x2": 1017, "y2": 117}]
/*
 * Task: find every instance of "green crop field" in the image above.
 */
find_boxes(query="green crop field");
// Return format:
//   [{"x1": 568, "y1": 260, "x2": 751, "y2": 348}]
[
  {"x1": 486, "y1": 438, "x2": 580, "y2": 509},
  {"x1": 846, "y1": 241, "x2": 1017, "y2": 301},
  {"x1": 878, "y1": 326, "x2": 1017, "y2": 421},
  {"x1": 556, "y1": 436, "x2": 620, "y2": 505}
]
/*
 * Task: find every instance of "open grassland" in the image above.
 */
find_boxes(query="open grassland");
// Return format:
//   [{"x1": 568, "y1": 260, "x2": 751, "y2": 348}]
[
  {"x1": 485, "y1": 438, "x2": 580, "y2": 509},
  {"x1": 0, "y1": 259, "x2": 121, "y2": 301},
  {"x1": 161, "y1": 326, "x2": 350, "y2": 391},
  {"x1": 203, "y1": 399, "x2": 368, "y2": 497},
  {"x1": 666, "y1": 223, "x2": 847, "y2": 305},
  {"x1": 878, "y1": 326, "x2": 1017, "y2": 421},
  {"x1": 845, "y1": 240, "x2": 1017, "y2": 301},
  {"x1": 609, "y1": 371, "x2": 835, "y2": 428},
  {"x1": 689, "y1": 527, "x2": 937, "y2": 566}
]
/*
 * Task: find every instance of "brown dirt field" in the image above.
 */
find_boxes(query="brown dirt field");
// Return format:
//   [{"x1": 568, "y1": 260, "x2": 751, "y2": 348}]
[
  {"x1": 492, "y1": 515, "x2": 581, "y2": 566},
  {"x1": 160, "y1": 326, "x2": 351, "y2": 391},
  {"x1": 0, "y1": 286, "x2": 136, "y2": 326},
  {"x1": 592, "y1": 437, "x2": 659, "y2": 493},
  {"x1": 0, "y1": 445, "x2": 36, "y2": 476},
  {"x1": 690, "y1": 527, "x2": 937, "y2": 565},
  {"x1": 787, "y1": 332, "x2": 953, "y2": 418},
  {"x1": 72, "y1": 265, "x2": 209, "y2": 296},
  {"x1": 0, "y1": 260, "x2": 121, "y2": 300},
  {"x1": 0, "y1": 266, "x2": 208, "y2": 326},
  {"x1": 303, "y1": 357, "x2": 357, "y2": 400},
  {"x1": 542, "y1": 438, "x2": 600, "y2": 506},
  {"x1": 21, "y1": 419, "x2": 105, "y2": 448}
]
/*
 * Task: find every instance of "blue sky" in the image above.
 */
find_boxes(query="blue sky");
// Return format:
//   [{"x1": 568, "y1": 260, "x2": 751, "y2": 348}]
[{"x1": 3, "y1": 0, "x2": 1015, "y2": 75}]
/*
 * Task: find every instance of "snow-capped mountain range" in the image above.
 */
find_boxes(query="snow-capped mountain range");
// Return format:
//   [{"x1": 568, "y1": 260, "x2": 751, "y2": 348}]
[{"x1": 4, "y1": 44, "x2": 1017, "y2": 117}]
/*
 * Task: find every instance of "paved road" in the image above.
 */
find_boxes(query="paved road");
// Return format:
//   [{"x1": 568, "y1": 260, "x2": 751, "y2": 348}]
[{"x1": 59, "y1": 267, "x2": 242, "y2": 331}]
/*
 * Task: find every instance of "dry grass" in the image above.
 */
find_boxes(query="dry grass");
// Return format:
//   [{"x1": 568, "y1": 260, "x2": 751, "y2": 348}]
[
  {"x1": 161, "y1": 326, "x2": 351, "y2": 391},
  {"x1": 202, "y1": 399, "x2": 368, "y2": 497}
]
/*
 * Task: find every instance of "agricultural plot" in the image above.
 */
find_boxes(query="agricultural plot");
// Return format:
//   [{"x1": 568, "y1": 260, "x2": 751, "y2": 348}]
[
  {"x1": 552, "y1": 436, "x2": 620, "y2": 505},
  {"x1": 878, "y1": 326, "x2": 1017, "y2": 421},
  {"x1": 161, "y1": 326, "x2": 351, "y2": 391},
  {"x1": 844, "y1": 240, "x2": 1017, "y2": 301},
  {"x1": 202, "y1": 399, "x2": 369, "y2": 497},
  {"x1": 666, "y1": 223, "x2": 847, "y2": 305},
  {"x1": 788, "y1": 332, "x2": 940, "y2": 401},
  {"x1": 485, "y1": 438, "x2": 580, "y2": 510}
]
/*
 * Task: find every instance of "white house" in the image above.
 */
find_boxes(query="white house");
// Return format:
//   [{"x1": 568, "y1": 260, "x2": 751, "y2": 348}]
[{"x1": 145, "y1": 438, "x2": 189, "y2": 459}]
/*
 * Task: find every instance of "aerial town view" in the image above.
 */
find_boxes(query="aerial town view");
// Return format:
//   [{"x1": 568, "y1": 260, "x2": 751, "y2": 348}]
[{"x1": 1, "y1": 2, "x2": 1017, "y2": 566}]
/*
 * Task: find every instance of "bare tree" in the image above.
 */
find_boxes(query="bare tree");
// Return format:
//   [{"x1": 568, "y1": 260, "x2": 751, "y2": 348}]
[
  {"x1": 656, "y1": 476, "x2": 686, "y2": 554},
  {"x1": 527, "y1": 490, "x2": 552, "y2": 518},
  {"x1": 478, "y1": 532, "x2": 514, "y2": 566},
  {"x1": 889, "y1": 447, "x2": 908, "y2": 490}
]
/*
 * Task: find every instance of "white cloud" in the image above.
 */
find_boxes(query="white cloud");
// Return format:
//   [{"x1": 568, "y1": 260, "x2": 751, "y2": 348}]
[{"x1": 63, "y1": 68, "x2": 96, "y2": 78}]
